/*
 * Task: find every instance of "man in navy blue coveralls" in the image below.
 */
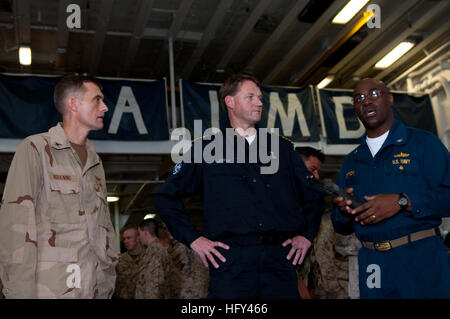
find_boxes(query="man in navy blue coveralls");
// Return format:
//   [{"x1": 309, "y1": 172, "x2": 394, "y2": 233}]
[
  {"x1": 331, "y1": 78, "x2": 450, "y2": 298},
  {"x1": 155, "y1": 74, "x2": 324, "y2": 299}
]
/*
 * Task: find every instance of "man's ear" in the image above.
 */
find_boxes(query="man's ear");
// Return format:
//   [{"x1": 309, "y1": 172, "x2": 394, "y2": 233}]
[
  {"x1": 224, "y1": 95, "x2": 234, "y2": 110},
  {"x1": 388, "y1": 93, "x2": 394, "y2": 106},
  {"x1": 67, "y1": 96, "x2": 78, "y2": 113}
]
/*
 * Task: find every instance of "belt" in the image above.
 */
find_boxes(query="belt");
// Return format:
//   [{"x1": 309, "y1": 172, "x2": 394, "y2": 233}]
[
  {"x1": 216, "y1": 232, "x2": 297, "y2": 247},
  {"x1": 362, "y1": 228, "x2": 437, "y2": 252}
]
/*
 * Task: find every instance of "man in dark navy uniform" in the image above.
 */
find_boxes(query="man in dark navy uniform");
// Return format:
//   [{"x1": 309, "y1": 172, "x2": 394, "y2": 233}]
[
  {"x1": 331, "y1": 78, "x2": 450, "y2": 298},
  {"x1": 155, "y1": 74, "x2": 324, "y2": 299}
]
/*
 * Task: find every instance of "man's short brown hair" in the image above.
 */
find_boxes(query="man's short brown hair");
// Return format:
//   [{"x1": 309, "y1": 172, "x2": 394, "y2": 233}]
[
  {"x1": 138, "y1": 218, "x2": 159, "y2": 237},
  {"x1": 219, "y1": 73, "x2": 261, "y2": 112},
  {"x1": 53, "y1": 74, "x2": 102, "y2": 116}
]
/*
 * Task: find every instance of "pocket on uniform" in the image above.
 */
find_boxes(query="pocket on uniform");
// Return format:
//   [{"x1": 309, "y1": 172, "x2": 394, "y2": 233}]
[
  {"x1": 386, "y1": 154, "x2": 420, "y2": 176},
  {"x1": 47, "y1": 170, "x2": 81, "y2": 224}
]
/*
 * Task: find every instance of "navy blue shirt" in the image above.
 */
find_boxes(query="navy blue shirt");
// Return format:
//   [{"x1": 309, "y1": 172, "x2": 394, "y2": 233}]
[
  {"x1": 155, "y1": 129, "x2": 324, "y2": 247},
  {"x1": 331, "y1": 119, "x2": 450, "y2": 243}
]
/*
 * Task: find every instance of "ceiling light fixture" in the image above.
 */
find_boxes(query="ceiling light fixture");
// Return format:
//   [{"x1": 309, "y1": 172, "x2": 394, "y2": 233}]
[
  {"x1": 107, "y1": 196, "x2": 119, "y2": 203},
  {"x1": 332, "y1": 0, "x2": 370, "y2": 24},
  {"x1": 374, "y1": 41, "x2": 415, "y2": 69},
  {"x1": 19, "y1": 45, "x2": 32, "y2": 66},
  {"x1": 317, "y1": 75, "x2": 335, "y2": 88}
]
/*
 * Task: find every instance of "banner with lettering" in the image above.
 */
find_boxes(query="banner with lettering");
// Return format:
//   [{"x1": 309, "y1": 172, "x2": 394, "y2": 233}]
[
  {"x1": 0, "y1": 74, "x2": 169, "y2": 140},
  {"x1": 181, "y1": 80, "x2": 320, "y2": 142},
  {"x1": 318, "y1": 88, "x2": 437, "y2": 144}
]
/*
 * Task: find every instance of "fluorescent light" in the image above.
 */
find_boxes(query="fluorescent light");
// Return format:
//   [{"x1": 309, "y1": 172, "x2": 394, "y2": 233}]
[
  {"x1": 19, "y1": 45, "x2": 32, "y2": 65},
  {"x1": 317, "y1": 75, "x2": 335, "y2": 89},
  {"x1": 144, "y1": 214, "x2": 156, "y2": 219},
  {"x1": 332, "y1": 0, "x2": 370, "y2": 24},
  {"x1": 374, "y1": 41, "x2": 415, "y2": 69},
  {"x1": 107, "y1": 196, "x2": 119, "y2": 203}
]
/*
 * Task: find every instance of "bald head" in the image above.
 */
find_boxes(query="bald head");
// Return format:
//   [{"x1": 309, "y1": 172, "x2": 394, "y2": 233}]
[{"x1": 354, "y1": 78, "x2": 390, "y2": 95}]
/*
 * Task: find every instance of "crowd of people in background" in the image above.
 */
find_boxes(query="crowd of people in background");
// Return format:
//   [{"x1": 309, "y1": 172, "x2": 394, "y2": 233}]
[{"x1": 114, "y1": 218, "x2": 209, "y2": 299}]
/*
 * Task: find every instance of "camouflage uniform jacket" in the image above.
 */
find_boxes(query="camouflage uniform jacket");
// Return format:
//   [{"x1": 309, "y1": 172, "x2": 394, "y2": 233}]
[
  {"x1": 0, "y1": 123, "x2": 120, "y2": 299},
  {"x1": 115, "y1": 250, "x2": 144, "y2": 299},
  {"x1": 170, "y1": 241, "x2": 209, "y2": 299},
  {"x1": 135, "y1": 240, "x2": 171, "y2": 299}
]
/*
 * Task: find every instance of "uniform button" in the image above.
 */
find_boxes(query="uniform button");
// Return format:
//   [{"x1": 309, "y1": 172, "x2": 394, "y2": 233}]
[
  {"x1": 259, "y1": 223, "x2": 263, "y2": 227},
  {"x1": 253, "y1": 179, "x2": 257, "y2": 183},
  {"x1": 266, "y1": 184, "x2": 270, "y2": 188}
]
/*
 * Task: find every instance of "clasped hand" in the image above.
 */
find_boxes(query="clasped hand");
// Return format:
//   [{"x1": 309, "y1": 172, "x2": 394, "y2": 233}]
[{"x1": 333, "y1": 187, "x2": 401, "y2": 225}]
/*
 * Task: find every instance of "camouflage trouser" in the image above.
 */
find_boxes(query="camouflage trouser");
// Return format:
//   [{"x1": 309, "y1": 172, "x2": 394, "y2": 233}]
[
  {"x1": 309, "y1": 215, "x2": 350, "y2": 299},
  {"x1": 0, "y1": 279, "x2": 4, "y2": 299},
  {"x1": 295, "y1": 250, "x2": 312, "y2": 287}
]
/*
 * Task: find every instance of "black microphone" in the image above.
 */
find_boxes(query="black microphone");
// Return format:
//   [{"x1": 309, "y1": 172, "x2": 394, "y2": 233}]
[{"x1": 315, "y1": 178, "x2": 364, "y2": 209}]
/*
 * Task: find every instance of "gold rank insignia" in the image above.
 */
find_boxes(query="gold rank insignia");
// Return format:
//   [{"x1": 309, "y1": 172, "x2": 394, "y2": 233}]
[{"x1": 345, "y1": 170, "x2": 355, "y2": 179}]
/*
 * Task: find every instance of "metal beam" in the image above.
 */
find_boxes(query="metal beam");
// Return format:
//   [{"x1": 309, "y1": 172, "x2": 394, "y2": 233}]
[
  {"x1": 154, "y1": 0, "x2": 195, "y2": 76},
  {"x1": 121, "y1": 0, "x2": 155, "y2": 76},
  {"x1": 262, "y1": 0, "x2": 348, "y2": 84},
  {"x1": 0, "y1": 22, "x2": 203, "y2": 41},
  {"x1": 88, "y1": 0, "x2": 114, "y2": 74},
  {"x1": 13, "y1": 0, "x2": 31, "y2": 45},
  {"x1": 168, "y1": 0, "x2": 195, "y2": 39},
  {"x1": 216, "y1": 0, "x2": 272, "y2": 70},
  {"x1": 181, "y1": 0, "x2": 234, "y2": 79},
  {"x1": 247, "y1": 0, "x2": 309, "y2": 73},
  {"x1": 352, "y1": 1, "x2": 450, "y2": 78}
]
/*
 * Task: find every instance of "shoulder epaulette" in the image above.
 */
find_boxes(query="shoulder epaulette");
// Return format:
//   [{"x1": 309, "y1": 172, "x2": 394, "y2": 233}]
[
  {"x1": 192, "y1": 134, "x2": 213, "y2": 143},
  {"x1": 279, "y1": 135, "x2": 294, "y2": 144}
]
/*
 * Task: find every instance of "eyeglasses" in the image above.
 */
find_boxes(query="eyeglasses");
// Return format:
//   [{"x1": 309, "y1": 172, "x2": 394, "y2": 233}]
[{"x1": 353, "y1": 88, "x2": 387, "y2": 104}]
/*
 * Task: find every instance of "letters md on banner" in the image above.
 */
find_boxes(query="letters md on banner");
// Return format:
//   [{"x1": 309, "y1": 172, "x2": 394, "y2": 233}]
[
  {"x1": 317, "y1": 88, "x2": 437, "y2": 144},
  {"x1": 180, "y1": 80, "x2": 320, "y2": 143},
  {"x1": 0, "y1": 74, "x2": 169, "y2": 140}
]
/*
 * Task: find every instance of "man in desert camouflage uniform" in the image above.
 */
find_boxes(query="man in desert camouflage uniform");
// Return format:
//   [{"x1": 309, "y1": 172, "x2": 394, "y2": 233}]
[
  {"x1": 172, "y1": 240, "x2": 209, "y2": 298},
  {"x1": 310, "y1": 211, "x2": 353, "y2": 299},
  {"x1": 0, "y1": 74, "x2": 120, "y2": 299},
  {"x1": 114, "y1": 225, "x2": 144, "y2": 299},
  {"x1": 159, "y1": 222, "x2": 209, "y2": 298},
  {"x1": 135, "y1": 218, "x2": 171, "y2": 299}
]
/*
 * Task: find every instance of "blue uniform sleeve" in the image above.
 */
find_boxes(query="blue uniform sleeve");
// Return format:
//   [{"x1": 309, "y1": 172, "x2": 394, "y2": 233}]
[
  {"x1": 290, "y1": 148, "x2": 324, "y2": 242},
  {"x1": 330, "y1": 159, "x2": 355, "y2": 236},
  {"x1": 407, "y1": 133, "x2": 450, "y2": 219},
  {"x1": 154, "y1": 158, "x2": 203, "y2": 247}
]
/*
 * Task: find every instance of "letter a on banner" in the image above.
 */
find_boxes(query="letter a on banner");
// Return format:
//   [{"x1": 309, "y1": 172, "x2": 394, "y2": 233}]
[{"x1": 108, "y1": 86, "x2": 148, "y2": 135}]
